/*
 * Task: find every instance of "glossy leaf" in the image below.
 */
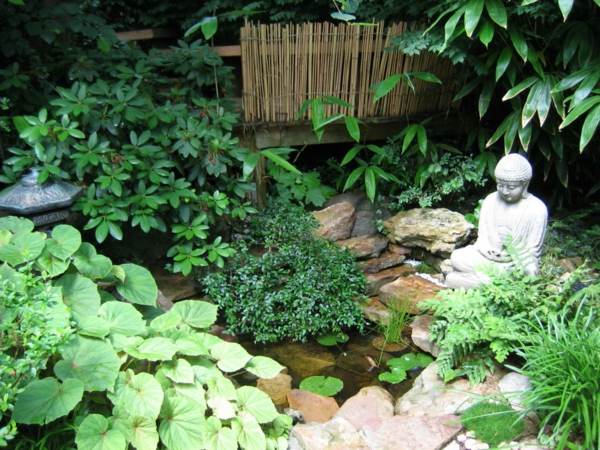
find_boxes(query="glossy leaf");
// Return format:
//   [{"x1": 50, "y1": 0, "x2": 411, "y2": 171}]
[
  {"x1": 502, "y1": 77, "x2": 538, "y2": 101},
  {"x1": 341, "y1": 144, "x2": 362, "y2": 166},
  {"x1": 496, "y1": 47, "x2": 512, "y2": 81},
  {"x1": 343, "y1": 166, "x2": 366, "y2": 191},
  {"x1": 558, "y1": 0, "x2": 574, "y2": 20},
  {"x1": 464, "y1": 0, "x2": 485, "y2": 37},
  {"x1": 486, "y1": 0, "x2": 507, "y2": 28},
  {"x1": 373, "y1": 74, "x2": 401, "y2": 102},
  {"x1": 580, "y1": 104, "x2": 600, "y2": 151},
  {"x1": 344, "y1": 115, "x2": 361, "y2": 142},
  {"x1": 478, "y1": 19, "x2": 494, "y2": 47},
  {"x1": 560, "y1": 97, "x2": 600, "y2": 129},
  {"x1": 509, "y1": 26, "x2": 528, "y2": 61}
]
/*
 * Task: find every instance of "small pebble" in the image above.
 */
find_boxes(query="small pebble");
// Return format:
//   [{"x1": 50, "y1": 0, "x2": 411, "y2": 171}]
[
  {"x1": 442, "y1": 441, "x2": 461, "y2": 450},
  {"x1": 475, "y1": 443, "x2": 490, "y2": 450},
  {"x1": 456, "y1": 434, "x2": 467, "y2": 443},
  {"x1": 464, "y1": 438, "x2": 478, "y2": 449},
  {"x1": 465, "y1": 431, "x2": 474, "y2": 438}
]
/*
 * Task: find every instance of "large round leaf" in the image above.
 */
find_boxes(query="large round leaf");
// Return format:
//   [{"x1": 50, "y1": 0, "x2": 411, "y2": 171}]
[
  {"x1": 171, "y1": 300, "x2": 218, "y2": 329},
  {"x1": 0, "y1": 216, "x2": 34, "y2": 234},
  {"x1": 378, "y1": 366, "x2": 407, "y2": 384},
  {"x1": 232, "y1": 411, "x2": 267, "y2": 450},
  {"x1": 99, "y1": 301, "x2": 146, "y2": 336},
  {"x1": 161, "y1": 358, "x2": 195, "y2": 384},
  {"x1": 12, "y1": 377, "x2": 84, "y2": 425},
  {"x1": 150, "y1": 310, "x2": 181, "y2": 332},
  {"x1": 124, "y1": 337, "x2": 177, "y2": 361},
  {"x1": 207, "y1": 396, "x2": 236, "y2": 420},
  {"x1": 165, "y1": 380, "x2": 207, "y2": 413},
  {"x1": 110, "y1": 371, "x2": 164, "y2": 421},
  {"x1": 159, "y1": 396, "x2": 205, "y2": 450},
  {"x1": 0, "y1": 231, "x2": 46, "y2": 265},
  {"x1": 46, "y1": 224, "x2": 81, "y2": 260},
  {"x1": 299, "y1": 376, "x2": 343, "y2": 397},
  {"x1": 75, "y1": 414, "x2": 127, "y2": 450},
  {"x1": 202, "y1": 416, "x2": 237, "y2": 450},
  {"x1": 55, "y1": 274, "x2": 101, "y2": 320},
  {"x1": 77, "y1": 315, "x2": 110, "y2": 338},
  {"x1": 73, "y1": 242, "x2": 113, "y2": 279},
  {"x1": 175, "y1": 334, "x2": 211, "y2": 357},
  {"x1": 125, "y1": 414, "x2": 159, "y2": 450},
  {"x1": 205, "y1": 374, "x2": 237, "y2": 400},
  {"x1": 236, "y1": 386, "x2": 279, "y2": 423},
  {"x1": 54, "y1": 335, "x2": 121, "y2": 392},
  {"x1": 244, "y1": 356, "x2": 285, "y2": 379},
  {"x1": 36, "y1": 249, "x2": 70, "y2": 277},
  {"x1": 210, "y1": 342, "x2": 252, "y2": 373},
  {"x1": 115, "y1": 263, "x2": 157, "y2": 306}
]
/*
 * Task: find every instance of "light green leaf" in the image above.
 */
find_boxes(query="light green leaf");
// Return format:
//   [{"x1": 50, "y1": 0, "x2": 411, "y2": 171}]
[
  {"x1": 522, "y1": 80, "x2": 542, "y2": 127},
  {"x1": 0, "y1": 231, "x2": 46, "y2": 265},
  {"x1": 151, "y1": 311, "x2": 182, "y2": 332},
  {"x1": 261, "y1": 150, "x2": 302, "y2": 175},
  {"x1": 13, "y1": 378, "x2": 84, "y2": 425},
  {"x1": 36, "y1": 249, "x2": 70, "y2": 277},
  {"x1": 314, "y1": 113, "x2": 344, "y2": 129},
  {"x1": 46, "y1": 224, "x2": 81, "y2": 260},
  {"x1": 502, "y1": 76, "x2": 538, "y2": 101},
  {"x1": 236, "y1": 386, "x2": 279, "y2": 423},
  {"x1": 580, "y1": 104, "x2": 600, "y2": 151},
  {"x1": 54, "y1": 335, "x2": 121, "y2": 392},
  {"x1": 211, "y1": 342, "x2": 252, "y2": 373},
  {"x1": 171, "y1": 300, "x2": 218, "y2": 329},
  {"x1": 243, "y1": 152, "x2": 260, "y2": 179},
  {"x1": 464, "y1": 0, "x2": 484, "y2": 38},
  {"x1": 378, "y1": 367, "x2": 407, "y2": 384},
  {"x1": 364, "y1": 167, "x2": 376, "y2": 202},
  {"x1": 166, "y1": 380, "x2": 207, "y2": 412},
  {"x1": 486, "y1": 0, "x2": 507, "y2": 28},
  {"x1": 343, "y1": 166, "x2": 365, "y2": 191},
  {"x1": 0, "y1": 216, "x2": 34, "y2": 234},
  {"x1": 340, "y1": 144, "x2": 362, "y2": 166},
  {"x1": 123, "y1": 415, "x2": 159, "y2": 450},
  {"x1": 444, "y1": 6, "x2": 467, "y2": 44},
  {"x1": 299, "y1": 376, "x2": 343, "y2": 397},
  {"x1": 244, "y1": 356, "x2": 285, "y2": 379},
  {"x1": 76, "y1": 414, "x2": 127, "y2": 450},
  {"x1": 478, "y1": 19, "x2": 494, "y2": 47},
  {"x1": 99, "y1": 301, "x2": 146, "y2": 336},
  {"x1": 77, "y1": 316, "x2": 110, "y2": 338},
  {"x1": 207, "y1": 396, "x2": 237, "y2": 420},
  {"x1": 115, "y1": 263, "x2": 158, "y2": 306},
  {"x1": 73, "y1": 242, "x2": 113, "y2": 279},
  {"x1": 55, "y1": 274, "x2": 101, "y2": 320},
  {"x1": 321, "y1": 95, "x2": 354, "y2": 108},
  {"x1": 199, "y1": 16, "x2": 218, "y2": 40},
  {"x1": 344, "y1": 115, "x2": 361, "y2": 142},
  {"x1": 162, "y1": 359, "x2": 195, "y2": 384},
  {"x1": 203, "y1": 417, "x2": 237, "y2": 450},
  {"x1": 558, "y1": 0, "x2": 574, "y2": 20},
  {"x1": 509, "y1": 26, "x2": 528, "y2": 61},
  {"x1": 560, "y1": 96, "x2": 600, "y2": 129},
  {"x1": 232, "y1": 411, "x2": 266, "y2": 450},
  {"x1": 331, "y1": 12, "x2": 356, "y2": 21},
  {"x1": 124, "y1": 337, "x2": 177, "y2": 361},
  {"x1": 373, "y1": 74, "x2": 401, "y2": 102},
  {"x1": 159, "y1": 397, "x2": 205, "y2": 450},
  {"x1": 110, "y1": 371, "x2": 164, "y2": 420},
  {"x1": 206, "y1": 374, "x2": 238, "y2": 400}
]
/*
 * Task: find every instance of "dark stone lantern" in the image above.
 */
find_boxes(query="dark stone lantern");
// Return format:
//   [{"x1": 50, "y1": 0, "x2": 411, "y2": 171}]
[{"x1": 0, "y1": 170, "x2": 83, "y2": 227}]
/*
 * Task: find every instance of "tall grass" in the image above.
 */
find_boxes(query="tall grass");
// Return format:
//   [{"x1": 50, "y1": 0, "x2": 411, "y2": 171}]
[{"x1": 510, "y1": 298, "x2": 600, "y2": 449}]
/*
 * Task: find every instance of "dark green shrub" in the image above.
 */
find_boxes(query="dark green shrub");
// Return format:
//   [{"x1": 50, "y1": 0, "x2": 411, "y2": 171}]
[{"x1": 204, "y1": 201, "x2": 367, "y2": 343}]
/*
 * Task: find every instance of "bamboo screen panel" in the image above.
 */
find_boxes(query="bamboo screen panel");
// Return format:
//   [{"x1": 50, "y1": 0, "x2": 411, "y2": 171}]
[{"x1": 240, "y1": 21, "x2": 462, "y2": 124}]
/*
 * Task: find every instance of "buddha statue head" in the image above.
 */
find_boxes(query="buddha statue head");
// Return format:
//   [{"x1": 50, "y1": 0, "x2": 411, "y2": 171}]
[{"x1": 494, "y1": 154, "x2": 532, "y2": 204}]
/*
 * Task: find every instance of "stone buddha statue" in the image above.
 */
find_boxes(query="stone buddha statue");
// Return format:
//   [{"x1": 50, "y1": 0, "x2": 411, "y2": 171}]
[{"x1": 445, "y1": 154, "x2": 548, "y2": 289}]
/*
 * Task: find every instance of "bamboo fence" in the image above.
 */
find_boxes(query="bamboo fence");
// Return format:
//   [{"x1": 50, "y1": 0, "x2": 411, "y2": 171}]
[{"x1": 240, "y1": 20, "x2": 463, "y2": 124}]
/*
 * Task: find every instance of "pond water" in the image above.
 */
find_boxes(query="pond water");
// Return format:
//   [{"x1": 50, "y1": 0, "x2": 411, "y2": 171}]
[{"x1": 238, "y1": 330, "x2": 424, "y2": 405}]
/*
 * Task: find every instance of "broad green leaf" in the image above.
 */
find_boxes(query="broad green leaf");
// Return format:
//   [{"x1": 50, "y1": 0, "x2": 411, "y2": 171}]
[
  {"x1": 162, "y1": 359, "x2": 195, "y2": 384},
  {"x1": 502, "y1": 77, "x2": 537, "y2": 101},
  {"x1": 378, "y1": 367, "x2": 407, "y2": 384},
  {"x1": 99, "y1": 301, "x2": 146, "y2": 336},
  {"x1": 0, "y1": 216, "x2": 34, "y2": 234},
  {"x1": 110, "y1": 371, "x2": 164, "y2": 420},
  {"x1": 518, "y1": 122, "x2": 533, "y2": 151},
  {"x1": 203, "y1": 417, "x2": 237, "y2": 450},
  {"x1": 175, "y1": 334, "x2": 210, "y2": 356},
  {"x1": 464, "y1": 0, "x2": 484, "y2": 38},
  {"x1": 364, "y1": 167, "x2": 376, "y2": 202},
  {"x1": 341, "y1": 144, "x2": 362, "y2": 166},
  {"x1": 573, "y1": 71, "x2": 600, "y2": 106},
  {"x1": 171, "y1": 300, "x2": 218, "y2": 329},
  {"x1": 342, "y1": 166, "x2": 365, "y2": 191},
  {"x1": 311, "y1": 98, "x2": 325, "y2": 139},
  {"x1": 236, "y1": 386, "x2": 279, "y2": 423},
  {"x1": 331, "y1": 12, "x2": 356, "y2": 21},
  {"x1": 36, "y1": 249, "x2": 70, "y2": 277},
  {"x1": 261, "y1": 150, "x2": 302, "y2": 175},
  {"x1": 402, "y1": 124, "x2": 420, "y2": 152},
  {"x1": 46, "y1": 224, "x2": 81, "y2": 260},
  {"x1": 123, "y1": 415, "x2": 159, "y2": 450},
  {"x1": 580, "y1": 104, "x2": 600, "y2": 151},
  {"x1": 558, "y1": 0, "x2": 574, "y2": 20},
  {"x1": 504, "y1": 111, "x2": 520, "y2": 153},
  {"x1": 444, "y1": 6, "x2": 467, "y2": 44},
  {"x1": 115, "y1": 263, "x2": 157, "y2": 306},
  {"x1": 73, "y1": 242, "x2": 113, "y2": 278},
  {"x1": 509, "y1": 26, "x2": 528, "y2": 61},
  {"x1": 344, "y1": 115, "x2": 360, "y2": 142},
  {"x1": 299, "y1": 376, "x2": 344, "y2": 397},
  {"x1": 496, "y1": 47, "x2": 512, "y2": 81},
  {"x1": 76, "y1": 414, "x2": 127, "y2": 450},
  {"x1": 198, "y1": 16, "x2": 218, "y2": 40},
  {"x1": 207, "y1": 396, "x2": 237, "y2": 420},
  {"x1": 536, "y1": 76, "x2": 553, "y2": 125},
  {"x1": 487, "y1": 111, "x2": 520, "y2": 147},
  {"x1": 124, "y1": 337, "x2": 177, "y2": 361},
  {"x1": 55, "y1": 274, "x2": 101, "y2": 319},
  {"x1": 417, "y1": 124, "x2": 427, "y2": 155},
  {"x1": 244, "y1": 356, "x2": 285, "y2": 379},
  {"x1": 159, "y1": 397, "x2": 205, "y2": 450},
  {"x1": 54, "y1": 335, "x2": 121, "y2": 391},
  {"x1": 13, "y1": 378, "x2": 84, "y2": 424},
  {"x1": 166, "y1": 380, "x2": 207, "y2": 412},
  {"x1": 232, "y1": 411, "x2": 266, "y2": 450},
  {"x1": 560, "y1": 96, "x2": 600, "y2": 129},
  {"x1": 553, "y1": 67, "x2": 594, "y2": 93},
  {"x1": 211, "y1": 342, "x2": 252, "y2": 372},
  {"x1": 486, "y1": 0, "x2": 507, "y2": 28},
  {"x1": 373, "y1": 74, "x2": 401, "y2": 102},
  {"x1": 522, "y1": 80, "x2": 542, "y2": 127},
  {"x1": 151, "y1": 310, "x2": 182, "y2": 332},
  {"x1": 0, "y1": 231, "x2": 45, "y2": 265},
  {"x1": 206, "y1": 374, "x2": 238, "y2": 400},
  {"x1": 77, "y1": 315, "x2": 110, "y2": 338},
  {"x1": 478, "y1": 19, "x2": 494, "y2": 47},
  {"x1": 243, "y1": 152, "x2": 260, "y2": 179}
]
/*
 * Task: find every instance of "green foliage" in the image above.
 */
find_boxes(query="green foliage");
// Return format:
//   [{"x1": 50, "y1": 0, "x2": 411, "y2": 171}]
[
  {"x1": 460, "y1": 400, "x2": 524, "y2": 447},
  {"x1": 376, "y1": 299, "x2": 411, "y2": 346},
  {"x1": 0, "y1": 217, "x2": 290, "y2": 449},
  {"x1": 378, "y1": 353, "x2": 433, "y2": 384},
  {"x1": 510, "y1": 294, "x2": 600, "y2": 450},
  {"x1": 421, "y1": 258, "x2": 591, "y2": 386},
  {"x1": 299, "y1": 376, "x2": 344, "y2": 397},
  {"x1": 204, "y1": 201, "x2": 366, "y2": 343}
]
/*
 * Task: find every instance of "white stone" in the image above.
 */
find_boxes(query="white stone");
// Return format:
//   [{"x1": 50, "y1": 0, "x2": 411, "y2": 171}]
[
  {"x1": 464, "y1": 438, "x2": 478, "y2": 449},
  {"x1": 456, "y1": 434, "x2": 467, "y2": 443},
  {"x1": 442, "y1": 441, "x2": 461, "y2": 450}
]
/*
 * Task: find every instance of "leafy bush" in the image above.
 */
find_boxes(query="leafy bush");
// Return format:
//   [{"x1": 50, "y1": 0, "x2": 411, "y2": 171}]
[
  {"x1": 0, "y1": 217, "x2": 290, "y2": 449},
  {"x1": 510, "y1": 293, "x2": 600, "y2": 450},
  {"x1": 204, "y1": 201, "x2": 367, "y2": 343},
  {"x1": 421, "y1": 260, "x2": 591, "y2": 386},
  {"x1": 460, "y1": 400, "x2": 524, "y2": 447}
]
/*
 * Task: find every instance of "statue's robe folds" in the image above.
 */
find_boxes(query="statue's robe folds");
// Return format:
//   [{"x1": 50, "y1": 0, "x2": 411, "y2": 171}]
[{"x1": 446, "y1": 192, "x2": 548, "y2": 289}]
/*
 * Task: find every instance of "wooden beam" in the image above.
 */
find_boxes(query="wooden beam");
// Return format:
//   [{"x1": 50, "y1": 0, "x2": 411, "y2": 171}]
[
  {"x1": 116, "y1": 28, "x2": 178, "y2": 41},
  {"x1": 212, "y1": 45, "x2": 242, "y2": 57}
]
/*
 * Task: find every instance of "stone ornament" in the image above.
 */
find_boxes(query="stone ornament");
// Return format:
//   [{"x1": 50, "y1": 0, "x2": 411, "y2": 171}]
[{"x1": 445, "y1": 154, "x2": 548, "y2": 289}]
